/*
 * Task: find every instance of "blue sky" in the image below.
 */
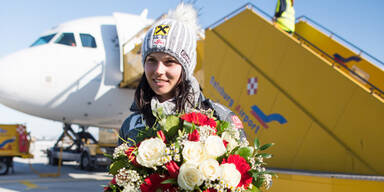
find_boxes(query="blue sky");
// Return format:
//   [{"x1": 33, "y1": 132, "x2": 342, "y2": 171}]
[{"x1": 0, "y1": 0, "x2": 383, "y2": 138}]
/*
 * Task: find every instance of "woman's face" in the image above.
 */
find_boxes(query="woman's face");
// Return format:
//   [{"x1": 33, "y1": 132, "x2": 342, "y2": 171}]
[{"x1": 144, "y1": 52, "x2": 182, "y2": 102}]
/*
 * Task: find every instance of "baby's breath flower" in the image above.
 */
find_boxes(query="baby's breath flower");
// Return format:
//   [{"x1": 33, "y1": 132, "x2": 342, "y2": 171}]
[
  {"x1": 115, "y1": 168, "x2": 142, "y2": 188},
  {"x1": 173, "y1": 154, "x2": 181, "y2": 162},
  {"x1": 160, "y1": 155, "x2": 173, "y2": 165},
  {"x1": 261, "y1": 174, "x2": 273, "y2": 190},
  {"x1": 113, "y1": 143, "x2": 129, "y2": 159},
  {"x1": 122, "y1": 183, "x2": 139, "y2": 192},
  {"x1": 176, "y1": 133, "x2": 188, "y2": 146},
  {"x1": 170, "y1": 143, "x2": 176, "y2": 150},
  {"x1": 199, "y1": 125, "x2": 216, "y2": 142},
  {"x1": 165, "y1": 147, "x2": 171, "y2": 155}
]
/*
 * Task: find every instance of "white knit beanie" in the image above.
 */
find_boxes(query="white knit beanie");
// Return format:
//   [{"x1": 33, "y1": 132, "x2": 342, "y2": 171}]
[{"x1": 141, "y1": 3, "x2": 200, "y2": 80}]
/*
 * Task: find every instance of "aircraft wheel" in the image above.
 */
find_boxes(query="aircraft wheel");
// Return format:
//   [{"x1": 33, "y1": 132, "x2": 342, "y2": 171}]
[
  {"x1": 0, "y1": 160, "x2": 9, "y2": 175},
  {"x1": 80, "y1": 153, "x2": 92, "y2": 170},
  {"x1": 48, "y1": 152, "x2": 59, "y2": 166}
]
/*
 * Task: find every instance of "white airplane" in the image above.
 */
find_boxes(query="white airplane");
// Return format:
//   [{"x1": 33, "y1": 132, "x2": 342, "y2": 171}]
[
  {"x1": 0, "y1": 9, "x2": 157, "y2": 169},
  {"x1": 0, "y1": 9, "x2": 153, "y2": 130}
]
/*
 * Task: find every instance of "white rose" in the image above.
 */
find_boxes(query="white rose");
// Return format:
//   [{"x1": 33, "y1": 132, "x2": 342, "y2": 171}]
[
  {"x1": 199, "y1": 159, "x2": 221, "y2": 180},
  {"x1": 205, "y1": 135, "x2": 226, "y2": 158},
  {"x1": 178, "y1": 163, "x2": 204, "y2": 190},
  {"x1": 136, "y1": 138, "x2": 166, "y2": 168},
  {"x1": 221, "y1": 131, "x2": 239, "y2": 151},
  {"x1": 182, "y1": 141, "x2": 206, "y2": 164},
  {"x1": 220, "y1": 163, "x2": 241, "y2": 188}
]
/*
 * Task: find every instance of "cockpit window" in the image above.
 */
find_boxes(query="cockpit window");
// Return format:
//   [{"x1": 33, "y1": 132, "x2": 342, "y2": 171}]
[
  {"x1": 55, "y1": 33, "x2": 76, "y2": 47},
  {"x1": 30, "y1": 33, "x2": 56, "y2": 47},
  {"x1": 80, "y1": 33, "x2": 97, "y2": 48}
]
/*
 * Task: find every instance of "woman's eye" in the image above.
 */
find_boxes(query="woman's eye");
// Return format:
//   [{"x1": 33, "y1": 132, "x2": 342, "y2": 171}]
[
  {"x1": 146, "y1": 58, "x2": 155, "y2": 63},
  {"x1": 166, "y1": 60, "x2": 177, "y2": 65}
]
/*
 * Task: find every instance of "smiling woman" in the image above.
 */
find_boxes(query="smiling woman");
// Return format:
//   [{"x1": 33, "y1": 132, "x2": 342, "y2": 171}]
[{"x1": 118, "y1": 3, "x2": 247, "y2": 146}]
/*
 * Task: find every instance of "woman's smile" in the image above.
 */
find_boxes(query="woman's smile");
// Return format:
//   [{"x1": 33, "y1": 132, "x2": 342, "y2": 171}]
[{"x1": 153, "y1": 78, "x2": 169, "y2": 86}]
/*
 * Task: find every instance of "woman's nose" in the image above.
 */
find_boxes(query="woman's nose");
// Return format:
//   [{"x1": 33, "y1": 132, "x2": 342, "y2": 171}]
[{"x1": 154, "y1": 61, "x2": 166, "y2": 74}]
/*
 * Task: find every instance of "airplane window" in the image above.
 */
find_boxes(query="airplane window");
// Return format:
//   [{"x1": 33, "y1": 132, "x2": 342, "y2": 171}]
[
  {"x1": 55, "y1": 33, "x2": 76, "y2": 47},
  {"x1": 30, "y1": 33, "x2": 56, "y2": 47},
  {"x1": 80, "y1": 33, "x2": 97, "y2": 48}
]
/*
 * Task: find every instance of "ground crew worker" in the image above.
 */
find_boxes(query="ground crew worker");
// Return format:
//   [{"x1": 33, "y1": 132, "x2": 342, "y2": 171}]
[{"x1": 273, "y1": 0, "x2": 295, "y2": 33}]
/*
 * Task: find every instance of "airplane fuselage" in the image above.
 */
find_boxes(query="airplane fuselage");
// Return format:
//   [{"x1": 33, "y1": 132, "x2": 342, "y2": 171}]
[{"x1": 0, "y1": 14, "x2": 150, "y2": 129}]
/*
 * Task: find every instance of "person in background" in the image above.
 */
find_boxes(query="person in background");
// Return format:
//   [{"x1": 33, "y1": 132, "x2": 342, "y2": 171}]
[
  {"x1": 118, "y1": 3, "x2": 247, "y2": 145},
  {"x1": 273, "y1": 0, "x2": 295, "y2": 34}
]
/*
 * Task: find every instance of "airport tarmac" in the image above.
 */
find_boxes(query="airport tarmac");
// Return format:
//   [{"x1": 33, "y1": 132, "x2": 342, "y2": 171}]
[{"x1": 0, "y1": 140, "x2": 112, "y2": 192}]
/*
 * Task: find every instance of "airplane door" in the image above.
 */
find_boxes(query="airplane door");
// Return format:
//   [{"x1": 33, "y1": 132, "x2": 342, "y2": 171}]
[{"x1": 100, "y1": 24, "x2": 121, "y2": 86}]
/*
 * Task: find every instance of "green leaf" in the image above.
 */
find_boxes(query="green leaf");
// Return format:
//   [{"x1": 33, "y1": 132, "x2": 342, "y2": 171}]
[
  {"x1": 183, "y1": 121, "x2": 195, "y2": 133},
  {"x1": 152, "y1": 106, "x2": 165, "y2": 120},
  {"x1": 161, "y1": 178, "x2": 177, "y2": 184},
  {"x1": 216, "y1": 120, "x2": 229, "y2": 135},
  {"x1": 257, "y1": 153, "x2": 272, "y2": 159},
  {"x1": 246, "y1": 184, "x2": 261, "y2": 192},
  {"x1": 135, "y1": 126, "x2": 157, "y2": 143},
  {"x1": 109, "y1": 159, "x2": 129, "y2": 175},
  {"x1": 254, "y1": 138, "x2": 260, "y2": 150},
  {"x1": 175, "y1": 141, "x2": 181, "y2": 149},
  {"x1": 235, "y1": 147, "x2": 254, "y2": 159},
  {"x1": 104, "y1": 153, "x2": 113, "y2": 160},
  {"x1": 260, "y1": 143, "x2": 274, "y2": 151},
  {"x1": 253, "y1": 177, "x2": 265, "y2": 188},
  {"x1": 164, "y1": 115, "x2": 180, "y2": 136},
  {"x1": 229, "y1": 145, "x2": 241, "y2": 154}
]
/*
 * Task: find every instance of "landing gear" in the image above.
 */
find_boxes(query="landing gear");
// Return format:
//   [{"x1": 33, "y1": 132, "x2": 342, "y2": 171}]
[
  {"x1": 47, "y1": 123, "x2": 97, "y2": 168},
  {"x1": 47, "y1": 150, "x2": 59, "y2": 166},
  {"x1": 80, "y1": 152, "x2": 94, "y2": 170}
]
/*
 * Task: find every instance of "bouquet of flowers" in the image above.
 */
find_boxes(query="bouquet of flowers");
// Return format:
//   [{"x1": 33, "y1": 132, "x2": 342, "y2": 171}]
[{"x1": 104, "y1": 109, "x2": 274, "y2": 192}]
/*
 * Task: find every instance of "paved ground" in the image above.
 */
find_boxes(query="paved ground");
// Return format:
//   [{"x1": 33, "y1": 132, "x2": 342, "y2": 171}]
[{"x1": 0, "y1": 140, "x2": 112, "y2": 192}]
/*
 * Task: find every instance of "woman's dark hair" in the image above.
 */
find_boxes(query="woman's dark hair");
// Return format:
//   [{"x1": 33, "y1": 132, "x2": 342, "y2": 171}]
[{"x1": 134, "y1": 69, "x2": 194, "y2": 126}]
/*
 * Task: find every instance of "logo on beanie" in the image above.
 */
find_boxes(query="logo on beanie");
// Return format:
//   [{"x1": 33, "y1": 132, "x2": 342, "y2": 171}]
[
  {"x1": 154, "y1": 25, "x2": 170, "y2": 36},
  {"x1": 153, "y1": 38, "x2": 166, "y2": 47},
  {"x1": 180, "y1": 50, "x2": 191, "y2": 63}
]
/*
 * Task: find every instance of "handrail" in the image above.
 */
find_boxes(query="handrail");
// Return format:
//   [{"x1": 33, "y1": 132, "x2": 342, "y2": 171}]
[
  {"x1": 207, "y1": 3, "x2": 273, "y2": 30},
  {"x1": 206, "y1": 2, "x2": 384, "y2": 98},
  {"x1": 296, "y1": 16, "x2": 384, "y2": 67},
  {"x1": 295, "y1": 32, "x2": 384, "y2": 96},
  {"x1": 207, "y1": 3, "x2": 383, "y2": 68}
]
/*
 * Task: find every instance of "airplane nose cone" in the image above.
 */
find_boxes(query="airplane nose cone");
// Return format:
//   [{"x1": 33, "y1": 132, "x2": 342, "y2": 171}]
[
  {"x1": 0, "y1": 53, "x2": 22, "y2": 100},
  {"x1": 0, "y1": 48, "x2": 46, "y2": 105}
]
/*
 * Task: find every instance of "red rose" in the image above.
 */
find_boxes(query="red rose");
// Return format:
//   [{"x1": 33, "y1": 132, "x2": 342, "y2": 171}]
[
  {"x1": 165, "y1": 161, "x2": 180, "y2": 178},
  {"x1": 223, "y1": 139, "x2": 229, "y2": 148},
  {"x1": 181, "y1": 112, "x2": 217, "y2": 128},
  {"x1": 181, "y1": 112, "x2": 199, "y2": 124},
  {"x1": 125, "y1": 146, "x2": 138, "y2": 165},
  {"x1": 140, "y1": 174, "x2": 175, "y2": 192},
  {"x1": 157, "y1": 130, "x2": 167, "y2": 143},
  {"x1": 222, "y1": 154, "x2": 253, "y2": 188},
  {"x1": 205, "y1": 117, "x2": 217, "y2": 128},
  {"x1": 188, "y1": 129, "x2": 200, "y2": 141}
]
